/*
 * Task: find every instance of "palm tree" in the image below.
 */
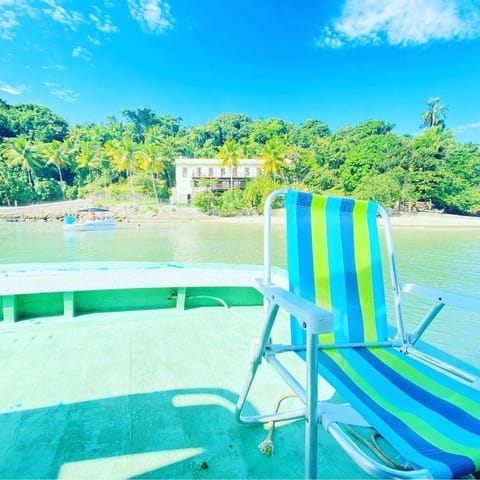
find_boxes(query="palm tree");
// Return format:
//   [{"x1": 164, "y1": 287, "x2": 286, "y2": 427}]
[
  {"x1": 135, "y1": 141, "x2": 164, "y2": 205},
  {"x1": 1, "y1": 136, "x2": 41, "y2": 187},
  {"x1": 38, "y1": 140, "x2": 70, "y2": 199},
  {"x1": 39, "y1": 139, "x2": 71, "y2": 188},
  {"x1": 217, "y1": 140, "x2": 240, "y2": 189},
  {"x1": 144, "y1": 127, "x2": 179, "y2": 190},
  {"x1": 73, "y1": 140, "x2": 107, "y2": 187},
  {"x1": 422, "y1": 97, "x2": 448, "y2": 129},
  {"x1": 104, "y1": 137, "x2": 139, "y2": 203},
  {"x1": 259, "y1": 137, "x2": 288, "y2": 181},
  {"x1": 156, "y1": 136, "x2": 179, "y2": 190},
  {"x1": 76, "y1": 142, "x2": 100, "y2": 173},
  {"x1": 144, "y1": 125, "x2": 163, "y2": 144}
]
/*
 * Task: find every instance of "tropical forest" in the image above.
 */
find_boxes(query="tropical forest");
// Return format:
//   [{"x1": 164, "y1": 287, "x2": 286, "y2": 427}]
[{"x1": 0, "y1": 97, "x2": 479, "y2": 216}]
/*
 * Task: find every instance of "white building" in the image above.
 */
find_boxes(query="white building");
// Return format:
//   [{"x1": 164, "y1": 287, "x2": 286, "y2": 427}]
[{"x1": 172, "y1": 157, "x2": 263, "y2": 204}]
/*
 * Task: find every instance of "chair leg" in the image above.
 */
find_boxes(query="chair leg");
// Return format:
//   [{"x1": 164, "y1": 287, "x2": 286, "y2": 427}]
[
  {"x1": 305, "y1": 330, "x2": 319, "y2": 479},
  {"x1": 235, "y1": 301, "x2": 280, "y2": 423}
]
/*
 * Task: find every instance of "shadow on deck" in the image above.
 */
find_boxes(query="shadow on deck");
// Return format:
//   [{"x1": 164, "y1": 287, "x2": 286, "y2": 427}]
[{"x1": 0, "y1": 387, "x2": 319, "y2": 479}]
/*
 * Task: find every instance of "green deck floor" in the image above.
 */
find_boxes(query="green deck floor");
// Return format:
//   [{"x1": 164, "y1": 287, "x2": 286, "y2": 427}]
[{"x1": 0, "y1": 306, "x2": 363, "y2": 479}]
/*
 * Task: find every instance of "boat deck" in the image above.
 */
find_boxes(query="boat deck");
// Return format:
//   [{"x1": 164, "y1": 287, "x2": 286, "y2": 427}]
[{"x1": 0, "y1": 304, "x2": 364, "y2": 479}]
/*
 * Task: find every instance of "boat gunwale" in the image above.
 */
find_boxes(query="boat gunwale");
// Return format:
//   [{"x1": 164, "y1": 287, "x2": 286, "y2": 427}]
[{"x1": 0, "y1": 262, "x2": 287, "y2": 296}]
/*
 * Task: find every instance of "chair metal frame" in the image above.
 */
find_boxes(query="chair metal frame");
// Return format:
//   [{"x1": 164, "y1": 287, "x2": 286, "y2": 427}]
[{"x1": 235, "y1": 189, "x2": 480, "y2": 479}]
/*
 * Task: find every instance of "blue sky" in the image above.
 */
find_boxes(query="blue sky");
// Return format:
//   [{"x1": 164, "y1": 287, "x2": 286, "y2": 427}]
[{"x1": 1, "y1": 0, "x2": 480, "y2": 144}]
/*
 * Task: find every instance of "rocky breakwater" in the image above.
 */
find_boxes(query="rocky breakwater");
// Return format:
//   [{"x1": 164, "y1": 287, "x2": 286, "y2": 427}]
[
  {"x1": 0, "y1": 201, "x2": 142, "y2": 223},
  {"x1": 0, "y1": 200, "x2": 91, "y2": 222}
]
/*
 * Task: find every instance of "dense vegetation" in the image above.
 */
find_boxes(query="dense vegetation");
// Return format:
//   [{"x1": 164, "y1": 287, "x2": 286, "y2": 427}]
[{"x1": 0, "y1": 97, "x2": 479, "y2": 215}]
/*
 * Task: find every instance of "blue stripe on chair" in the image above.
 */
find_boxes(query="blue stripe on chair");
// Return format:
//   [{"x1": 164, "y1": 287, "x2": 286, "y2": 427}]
[
  {"x1": 339, "y1": 198, "x2": 364, "y2": 342},
  {"x1": 345, "y1": 350, "x2": 480, "y2": 453},
  {"x1": 296, "y1": 192, "x2": 315, "y2": 304},
  {"x1": 286, "y1": 190, "x2": 307, "y2": 350},
  {"x1": 362, "y1": 357, "x2": 480, "y2": 467},
  {"x1": 358, "y1": 348, "x2": 480, "y2": 436},
  {"x1": 324, "y1": 197, "x2": 349, "y2": 343},
  {"x1": 286, "y1": 190, "x2": 299, "y2": 296},
  {"x1": 318, "y1": 349, "x2": 474, "y2": 478},
  {"x1": 377, "y1": 348, "x2": 480, "y2": 402}
]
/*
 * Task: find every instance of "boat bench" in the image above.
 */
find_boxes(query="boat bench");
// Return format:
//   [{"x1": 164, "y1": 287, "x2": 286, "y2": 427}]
[{"x1": 0, "y1": 263, "x2": 268, "y2": 322}]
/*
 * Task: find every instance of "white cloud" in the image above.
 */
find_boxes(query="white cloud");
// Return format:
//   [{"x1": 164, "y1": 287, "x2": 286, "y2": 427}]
[
  {"x1": 0, "y1": 1, "x2": 119, "y2": 45},
  {"x1": 0, "y1": 0, "x2": 28, "y2": 6},
  {"x1": 453, "y1": 122, "x2": 480, "y2": 133},
  {"x1": 87, "y1": 35, "x2": 101, "y2": 46},
  {"x1": 0, "y1": 9, "x2": 18, "y2": 39},
  {"x1": 42, "y1": 3, "x2": 84, "y2": 30},
  {"x1": 315, "y1": 0, "x2": 480, "y2": 48},
  {"x1": 0, "y1": 81, "x2": 27, "y2": 95},
  {"x1": 72, "y1": 46, "x2": 93, "y2": 61},
  {"x1": 46, "y1": 5, "x2": 71, "y2": 24},
  {"x1": 128, "y1": 0, "x2": 174, "y2": 34},
  {"x1": 0, "y1": 1, "x2": 120, "y2": 70},
  {"x1": 43, "y1": 81, "x2": 79, "y2": 102},
  {"x1": 41, "y1": 64, "x2": 66, "y2": 70},
  {"x1": 89, "y1": 6, "x2": 119, "y2": 33},
  {"x1": 0, "y1": 1, "x2": 35, "y2": 40}
]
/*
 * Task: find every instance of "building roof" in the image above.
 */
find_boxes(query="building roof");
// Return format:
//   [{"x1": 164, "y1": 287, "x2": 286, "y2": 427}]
[{"x1": 175, "y1": 157, "x2": 263, "y2": 166}]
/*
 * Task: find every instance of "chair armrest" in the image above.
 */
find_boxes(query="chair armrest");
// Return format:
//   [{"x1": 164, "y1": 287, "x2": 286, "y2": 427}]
[
  {"x1": 255, "y1": 279, "x2": 333, "y2": 334},
  {"x1": 402, "y1": 283, "x2": 480, "y2": 313}
]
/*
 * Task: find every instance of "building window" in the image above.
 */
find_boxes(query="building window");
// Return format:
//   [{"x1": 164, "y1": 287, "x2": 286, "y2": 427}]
[
  {"x1": 182, "y1": 167, "x2": 188, "y2": 178},
  {"x1": 221, "y1": 168, "x2": 226, "y2": 177},
  {"x1": 208, "y1": 168, "x2": 214, "y2": 177},
  {"x1": 232, "y1": 167, "x2": 237, "y2": 177},
  {"x1": 244, "y1": 167, "x2": 250, "y2": 177},
  {"x1": 196, "y1": 167, "x2": 201, "y2": 177}
]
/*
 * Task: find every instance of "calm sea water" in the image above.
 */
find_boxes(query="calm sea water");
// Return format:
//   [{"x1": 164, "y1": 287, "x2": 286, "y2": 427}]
[{"x1": 1, "y1": 219, "x2": 479, "y2": 368}]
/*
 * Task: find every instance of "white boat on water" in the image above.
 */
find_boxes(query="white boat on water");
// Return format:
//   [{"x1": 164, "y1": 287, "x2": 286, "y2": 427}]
[{"x1": 63, "y1": 207, "x2": 115, "y2": 231}]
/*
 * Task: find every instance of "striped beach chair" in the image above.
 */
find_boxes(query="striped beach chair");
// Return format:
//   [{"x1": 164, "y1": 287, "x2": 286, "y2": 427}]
[{"x1": 236, "y1": 190, "x2": 480, "y2": 479}]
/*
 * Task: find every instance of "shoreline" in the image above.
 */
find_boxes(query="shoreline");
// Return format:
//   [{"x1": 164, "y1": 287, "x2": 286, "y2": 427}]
[{"x1": 0, "y1": 200, "x2": 479, "y2": 229}]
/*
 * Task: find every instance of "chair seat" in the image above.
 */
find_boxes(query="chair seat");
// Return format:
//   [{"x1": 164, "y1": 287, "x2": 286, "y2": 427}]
[{"x1": 318, "y1": 347, "x2": 480, "y2": 478}]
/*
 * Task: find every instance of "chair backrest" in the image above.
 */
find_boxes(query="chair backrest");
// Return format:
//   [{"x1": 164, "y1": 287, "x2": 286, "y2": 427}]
[{"x1": 285, "y1": 190, "x2": 390, "y2": 345}]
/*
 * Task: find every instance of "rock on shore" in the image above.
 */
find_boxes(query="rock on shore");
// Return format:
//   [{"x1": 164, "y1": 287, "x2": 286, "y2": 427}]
[
  {"x1": 0, "y1": 200, "x2": 91, "y2": 222},
  {"x1": 0, "y1": 200, "x2": 205, "y2": 223}
]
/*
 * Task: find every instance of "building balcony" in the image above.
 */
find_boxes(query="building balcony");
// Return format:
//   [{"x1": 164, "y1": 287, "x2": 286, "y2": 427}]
[{"x1": 192, "y1": 177, "x2": 248, "y2": 191}]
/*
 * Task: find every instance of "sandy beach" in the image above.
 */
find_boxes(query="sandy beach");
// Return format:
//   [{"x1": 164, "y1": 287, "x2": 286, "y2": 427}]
[{"x1": 0, "y1": 200, "x2": 479, "y2": 229}]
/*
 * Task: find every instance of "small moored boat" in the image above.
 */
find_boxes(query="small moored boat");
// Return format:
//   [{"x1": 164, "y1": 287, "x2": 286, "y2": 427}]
[{"x1": 64, "y1": 207, "x2": 115, "y2": 231}]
